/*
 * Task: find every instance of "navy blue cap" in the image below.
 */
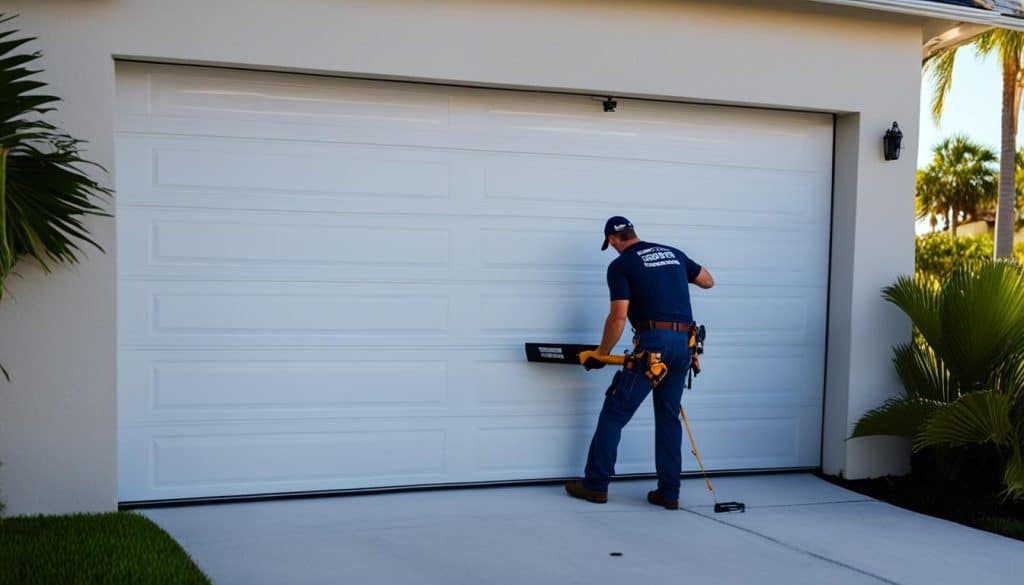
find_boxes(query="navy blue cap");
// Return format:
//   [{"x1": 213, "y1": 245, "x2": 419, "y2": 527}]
[{"x1": 602, "y1": 216, "x2": 634, "y2": 250}]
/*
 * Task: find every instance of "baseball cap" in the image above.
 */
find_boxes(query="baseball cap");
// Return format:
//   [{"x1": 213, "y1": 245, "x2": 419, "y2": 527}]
[{"x1": 601, "y1": 216, "x2": 635, "y2": 250}]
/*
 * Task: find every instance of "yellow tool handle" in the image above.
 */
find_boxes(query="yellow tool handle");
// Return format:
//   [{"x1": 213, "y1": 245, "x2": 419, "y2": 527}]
[
  {"x1": 578, "y1": 350, "x2": 625, "y2": 366},
  {"x1": 680, "y1": 404, "x2": 715, "y2": 496}
]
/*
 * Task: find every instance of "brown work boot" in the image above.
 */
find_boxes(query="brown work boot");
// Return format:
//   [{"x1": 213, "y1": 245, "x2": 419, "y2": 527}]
[
  {"x1": 647, "y1": 490, "x2": 679, "y2": 510},
  {"x1": 565, "y1": 480, "x2": 608, "y2": 504}
]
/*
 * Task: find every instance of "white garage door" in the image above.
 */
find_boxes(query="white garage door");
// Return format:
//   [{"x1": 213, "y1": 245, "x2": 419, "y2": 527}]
[{"x1": 116, "y1": 62, "x2": 832, "y2": 502}]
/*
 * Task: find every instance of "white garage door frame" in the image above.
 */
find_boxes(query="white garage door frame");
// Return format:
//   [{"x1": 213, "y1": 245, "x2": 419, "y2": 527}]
[{"x1": 114, "y1": 60, "x2": 831, "y2": 508}]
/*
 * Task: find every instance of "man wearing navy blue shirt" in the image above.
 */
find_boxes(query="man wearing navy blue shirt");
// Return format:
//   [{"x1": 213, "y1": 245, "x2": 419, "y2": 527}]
[{"x1": 566, "y1": 216, "x2": 714, "y2": 509}]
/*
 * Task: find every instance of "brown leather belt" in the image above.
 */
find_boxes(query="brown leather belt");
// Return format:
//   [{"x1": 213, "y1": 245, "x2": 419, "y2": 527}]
[{"x1": 633, "y1": 320, "x2": 693, "y2": 333}]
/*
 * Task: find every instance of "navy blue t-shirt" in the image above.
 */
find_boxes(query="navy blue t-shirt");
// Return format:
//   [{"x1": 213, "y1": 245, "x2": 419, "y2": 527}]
[{"x1": 606, "y1": 241, "x2": 702, "y2": 325}]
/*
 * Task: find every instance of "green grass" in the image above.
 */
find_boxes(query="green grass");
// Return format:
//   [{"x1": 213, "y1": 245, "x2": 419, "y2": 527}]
[{"x1": 0, "y1": 511, "x2": 210, "y2": 585}]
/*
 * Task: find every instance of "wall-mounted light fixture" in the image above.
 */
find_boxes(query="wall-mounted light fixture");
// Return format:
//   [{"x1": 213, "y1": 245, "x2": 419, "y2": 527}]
[
  {"x1": 602, "y1": 97, "x2": 617, "y2": 113},
  {"x1": 883, "y1": 122, "x2": 903, "y2": 161}
]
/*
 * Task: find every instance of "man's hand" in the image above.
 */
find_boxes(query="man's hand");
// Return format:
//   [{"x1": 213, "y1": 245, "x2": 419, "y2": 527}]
[{"x1": 579, "y1": 350, "x2": 606, "y2": 371}]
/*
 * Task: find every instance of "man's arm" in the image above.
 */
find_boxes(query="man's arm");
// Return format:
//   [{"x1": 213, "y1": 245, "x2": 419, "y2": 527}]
[
  {"x1": 693, "y1": 267, "x2": 714, "y2": 289},
  {"x1": 597, "y1": 300, "x2": 629, "y2": 355}
]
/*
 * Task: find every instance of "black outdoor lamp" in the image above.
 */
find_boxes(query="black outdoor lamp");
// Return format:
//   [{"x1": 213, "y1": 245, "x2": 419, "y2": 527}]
[{"x1": 883, "y1": 122, "x2": 903, "y2": 160}]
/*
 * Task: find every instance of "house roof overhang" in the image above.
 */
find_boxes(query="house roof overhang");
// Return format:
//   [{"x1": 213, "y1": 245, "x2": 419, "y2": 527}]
[
  {"x1": 806, "y1": 1, "x2": 1023, "y2": 59},
  {"x1": 807, "y1": 0, "x2": 1023, "y2": 29}
]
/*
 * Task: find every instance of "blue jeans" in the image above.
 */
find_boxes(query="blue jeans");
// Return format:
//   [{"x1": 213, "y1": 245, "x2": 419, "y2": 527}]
[{"x1": 582, "y1": 329, "x2": 691, "y2": 500}]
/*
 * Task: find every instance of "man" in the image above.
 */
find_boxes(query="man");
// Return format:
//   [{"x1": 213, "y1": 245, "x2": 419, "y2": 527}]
[{"x1": 565, "y1": 216, "x2": 714, "y2": 510}]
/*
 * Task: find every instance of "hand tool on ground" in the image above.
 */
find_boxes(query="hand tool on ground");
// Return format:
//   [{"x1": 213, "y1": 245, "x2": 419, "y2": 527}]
[
  {"x1": 678, "y1": 400, "x2": 745, "y2": 513},
  {"x1": 524, "y1": 341, "x2": 745, "y2": 513}
]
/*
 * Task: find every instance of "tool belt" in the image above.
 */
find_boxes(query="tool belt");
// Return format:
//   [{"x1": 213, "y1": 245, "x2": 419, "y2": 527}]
[
  {"x1": 633, "y1": 320, "x2": 692, "y2": 333},
  {"x1": 623, "y1": 349, "x2": 668, "y2": 388},
  {"x1": 626, "y1": 323, "x2": 707, "y2": 389}
]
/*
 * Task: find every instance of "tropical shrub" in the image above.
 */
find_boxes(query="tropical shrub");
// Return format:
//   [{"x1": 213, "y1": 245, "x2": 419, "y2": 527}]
[
  {"x1": 915, "y1": 233, "x2": 993, "y2": 280},
  {"x1": 0, "y1": 14, "x2": 110, "y2": 380},
  {"x1": 915, "y1": 233, "x2": 1024, "y2": 280},
  {"x1": 852, "y1": 261, "x2": 1024, "y2": 501}
]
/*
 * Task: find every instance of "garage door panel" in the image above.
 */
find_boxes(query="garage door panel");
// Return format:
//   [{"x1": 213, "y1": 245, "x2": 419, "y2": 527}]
[
  {"x1": 120, "y1": 283, "x2": 452, "y2": 344},
  {"x1": 118, "y1": 134, "x2": 832, "y2": 231},
  {"x1": 117, "y1": 63, "x2": 832, "y2": 501},
  {"x1": 118, "y1": 357, "x2": 449, "y2": 420},
  {"x1": 117, "y1": 62, "x2": 452, "y2": 137},
  {"x1": 477, "y1": 361, "x2": 597, "y2": 406},
  {"x1": 692, "y1": 348, "x2": 827, "y2": 408},
  {"x1": 472, "y1": 422, "x2": 598, "y2": 478},
  {"x1": 145, "y1": 72, "x2": 451, "y2": 130},
  {"x1": 120, "y1": 282, "x2": 621, "y2": 348},
  {"x1": 120, "y1": 63, "x2": 832, "y2": 173},
  {"x1": 457, "y1": 93, "x2": 832, "y2": 172},
  {"x1": 120, "y1": 208, "x2": 829, "y2": 288},
  {"x1": 482, "y1": 156, "x2": 827, "y2": 218},
  {"x1": 695, "y1": 290, "x2": 823, "y2": 342},
  {"x1": 654, "y1": 226, "x2": 830, "y2": 285},
  {"x1": 119, "y1": 348, "x2": 611, "y2": 427},
  {"x1": 118, "y1": 207, "x2": 453, "y2": 273},
  {"x1": 154, "y1": 430, "x2": 449, "y2": 486},
  {"x1": 477, "y1": 291, "x2": 607, "y2": 338},
  {"x1": 117, "y1": 136, "x2": 453, "y2": 200},
  {"x1": 118, "y1": 424, "x2": 451, "y2": 500},
  {"x1": 688, "y1": 407, "x2": 823, "y2": 468}
]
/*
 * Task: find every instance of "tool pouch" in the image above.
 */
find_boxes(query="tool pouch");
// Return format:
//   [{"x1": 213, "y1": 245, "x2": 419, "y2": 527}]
[
  {"x1": 645, "y1": 352, "x2": 668, "y2": 388},
  {"x1": 625, "y1": 350, "x2": 668, "y2": 388},
  {"x1": 687, "y1": 324, "x2": 707, "y2": 388}
]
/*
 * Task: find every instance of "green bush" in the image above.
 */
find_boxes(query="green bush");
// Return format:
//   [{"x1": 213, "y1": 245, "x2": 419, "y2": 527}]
[
  {"x1": 853, "y1": 261, "x2": 1024, "y2": 501},
  {"x1": 915, "y1": 232, "x2": 993, "y2": 280},
  {"x1": 916, "y1": 232, "x2": 1024, "y2": 279}
]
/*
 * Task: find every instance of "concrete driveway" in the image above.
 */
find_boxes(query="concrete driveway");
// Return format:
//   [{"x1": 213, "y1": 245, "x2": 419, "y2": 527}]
[{"x1": 141, "y1": 473, "x2": 1021, "y2": 585}]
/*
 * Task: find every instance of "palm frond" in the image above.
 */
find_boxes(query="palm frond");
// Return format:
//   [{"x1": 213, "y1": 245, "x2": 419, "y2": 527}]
[
  {"x1": 972, "y1": 29, "x2": 998, "y2": 57},
  {"x1": 0, "y1": 16, "x2": 110, "y2": 272},
  {"x1": 882, "y1": 275, "x2": 944, "y2": 354},
  {"x1": 992, "y1": 355, "x2": 1024, "y2": 406},
  {"x1": 925, "y1": 46, "x2": 959, "y2": 123},
  {"x1": 1002, "y1": 444, "x2": 1024, "y2": 502},
  {"x1": 914, "y1": 390, "x2": 1015, "y2": 451},
  {"x1": 893, "y1": 341, "x2": 955, "y2": 402},
  {"x1": 978, "y1": 29, "x2": 1024, "y2": 70},
  {"x1": 4, "y1": 140, "x2": 111, "y2": 269},
  {"x1": 939, "y1": 262, "x2": 1024, "y2": 389},
  {"x1": 851, "y1": 396, "x2": 941, "y2": 439}
]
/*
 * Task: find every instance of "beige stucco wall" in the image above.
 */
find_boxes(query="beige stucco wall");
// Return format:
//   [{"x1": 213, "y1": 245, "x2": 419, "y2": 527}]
[{"x1": 0, "y1": 0, "x2": 918, "y2": 515}]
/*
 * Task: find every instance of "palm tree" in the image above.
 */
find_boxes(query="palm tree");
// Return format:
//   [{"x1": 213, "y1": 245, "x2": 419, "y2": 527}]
[
  {"x1": 853, "y1": 262, "x2": 1024, "y2": 502},
  {"x1": 0, "y1": 15, "x2": 110, "y2": 379},
  {"x1": 1014, "y1": 148, "x2": 1024, "y2": 231},
  {"x1": 916, "y1": 136, "x2": 997, "y2": 238},
  {"x1": 927, "y1": 30, "x2": 1024, "y2": 258}
]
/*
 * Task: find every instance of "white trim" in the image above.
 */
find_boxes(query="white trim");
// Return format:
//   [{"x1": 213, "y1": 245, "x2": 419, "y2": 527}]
[{"x1": 808, "y1": 0, "x2": 1024, "y2": 30}]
